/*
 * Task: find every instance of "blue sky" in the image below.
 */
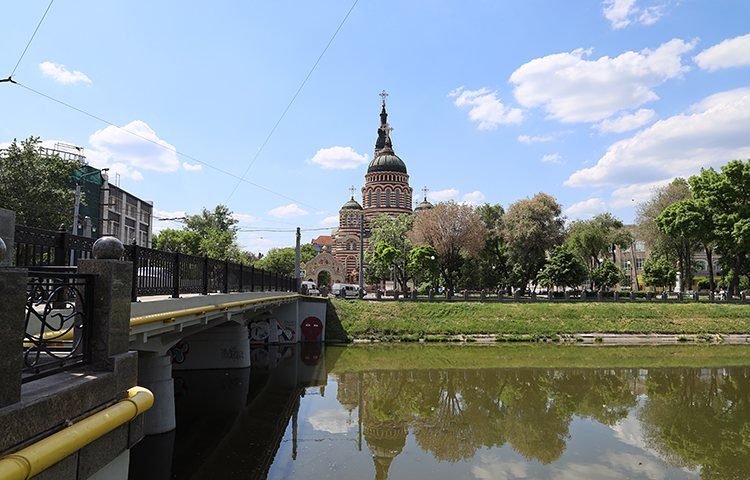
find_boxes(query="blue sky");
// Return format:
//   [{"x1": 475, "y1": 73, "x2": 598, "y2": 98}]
[{"x1": 2, "y1": 0, "x2": 749, "y2": 254}]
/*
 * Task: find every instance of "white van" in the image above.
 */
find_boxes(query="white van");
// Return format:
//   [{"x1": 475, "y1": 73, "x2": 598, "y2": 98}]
[
  {"x1": 331, "y1": 283, "x2": 360, "y2": 299},
  {"x1": 301, "y1": 281, "x2": 320, "y2": 296}
]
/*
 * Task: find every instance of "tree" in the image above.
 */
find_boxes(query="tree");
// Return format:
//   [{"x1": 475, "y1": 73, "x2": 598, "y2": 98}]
[
  {"x1": 536, "y1": 245, "x2": 587, "y2": 291},
  {"x1": 366, "y1": 214, "x2": 414, "y2": 293},
  {"x1": 410, "y1": 202, "x2": 487, "y2": 293},
  {"x1": 689, "y1": 160, "x2": 750, "y2": 296},
  {"x1": 565, "y1": 213, "x2": 632, "y2": 287},
  {"x1": 255, "y1": 244, "x2": 315, "y2": 275},
  {"x1": 408, "y1": 245, "x2": 439, "y2": 292},
  {"x1": 0, "y1": 137, "x2": 86, "y2": 229},
  {"x1": 153, "y1": 204, "x2": 254, "y2": 263},
  {"x1": 636, "y1": 179, "x2": 694, "y2": 289},
  {"x1": 641, "y1": 256, "x2": 676, "y2": 292},
  {"x1": 591, "y1": 260, "x2": 624, "y2": 292},
  {"x1": 656, "y1": 199, "x2": 716, "y2": 291},
  {"x1": 502, "y1": 193, "x2": 565, "y2": 293},
  {"x1": 473, "y1": 203, "x2": 508, "y2": 290}
]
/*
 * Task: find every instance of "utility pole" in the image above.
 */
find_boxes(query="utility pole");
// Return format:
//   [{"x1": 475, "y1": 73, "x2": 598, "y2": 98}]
[{"x1": 295, "y1": 227, "x2": 301, "y2": 292}]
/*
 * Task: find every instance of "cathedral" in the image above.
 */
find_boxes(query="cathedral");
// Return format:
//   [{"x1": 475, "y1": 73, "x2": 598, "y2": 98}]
[{"x1": 305, "y1": 92, "x2": 433, "y2": 286}]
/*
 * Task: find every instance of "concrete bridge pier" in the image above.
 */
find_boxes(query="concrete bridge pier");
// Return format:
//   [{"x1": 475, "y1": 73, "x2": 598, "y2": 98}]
[
  {"x1": 172, "y1": 322, "x2": 251, "y2": 371},
  {"x1": 138, "y1": 352, "x2": 176, "y2": 436}
]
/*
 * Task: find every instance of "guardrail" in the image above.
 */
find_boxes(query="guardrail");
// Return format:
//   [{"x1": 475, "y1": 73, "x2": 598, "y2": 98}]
[{"x1": 13, "y1": 224, "x2": 296, "y2": 301}]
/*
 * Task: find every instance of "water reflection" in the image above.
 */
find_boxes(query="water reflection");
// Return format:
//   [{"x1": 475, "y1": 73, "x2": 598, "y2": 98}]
[{"x1": 131, "y1": 345, "x2": 750, "y2": 480}]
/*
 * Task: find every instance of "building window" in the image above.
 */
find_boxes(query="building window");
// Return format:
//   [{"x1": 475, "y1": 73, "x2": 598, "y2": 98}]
[
  {"x1": 385, "y1": 188, "x2": 391, "y2": 207},
  {"x1": 368, "y1": 190, "x2": 372, "y2": 207},
  {"x1": 395, "y1": 189, "x2": 401, "y2": 207},
  {"x1": 376, "y1": 190, "x2": 381, "y2": 207},
  {"x1": 635, "y1": 240, "x2": 646, "y2": 252},
  {"x1": 636, "y1": 258, "x2": 644, "y2": 271}
]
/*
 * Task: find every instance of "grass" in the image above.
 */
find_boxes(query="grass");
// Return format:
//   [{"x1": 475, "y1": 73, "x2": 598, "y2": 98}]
[
  {"x1": 329, "y1": 299, "x2": 750, "y2": 340},
  {"x1": 327, "y1": 343, "x2": 750, "y2": 373}
]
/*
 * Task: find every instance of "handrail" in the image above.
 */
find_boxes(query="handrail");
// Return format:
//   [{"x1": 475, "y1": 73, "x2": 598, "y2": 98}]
[
  {"x1": 0, "y1": 387, "x2": 154, "y2": 480},
  {"x1": 129, "y1": 294, "x2": 302, "y2": 327}
]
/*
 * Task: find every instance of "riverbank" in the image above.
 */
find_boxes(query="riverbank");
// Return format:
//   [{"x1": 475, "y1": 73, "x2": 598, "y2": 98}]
[{"x1": 326, "y1": 299, "x2": 750, "y2": 343}]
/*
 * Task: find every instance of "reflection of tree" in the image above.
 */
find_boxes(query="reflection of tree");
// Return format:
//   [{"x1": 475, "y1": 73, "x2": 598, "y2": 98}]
[
  {"x1": 640, "y1": 367, "x2": 750, "y2": 480},
  {"x1": 335, "y1": 367, "x2": 640, "y2": 475}
]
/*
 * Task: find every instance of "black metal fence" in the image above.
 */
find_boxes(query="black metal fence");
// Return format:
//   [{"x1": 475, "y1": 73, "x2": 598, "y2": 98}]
[
  {"x1": 13, "y1": 225, "x2": 296, "y2": 301},
  {"x1": 23, "y1": 269, "x2": 95, "y2": 383}
]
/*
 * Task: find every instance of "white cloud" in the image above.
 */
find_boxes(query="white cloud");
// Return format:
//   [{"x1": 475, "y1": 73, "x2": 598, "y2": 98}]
[
  {"x1": 152, "y1": 209, "x2": 186, "y2": 234},
  {"x1": 268, "y1": 203, "x2": 309, "y2": 218},
  {"x1": 471, "y1": 454, "x2": 528, "y2": 480},
  {"x1": 38, "y1": 61, "x2": 92, "y2": 85},
  {"x1": 449, "y1": 87, "x2": 523, "y2": 129},
  {"x1": 182, "y1": 161, "x2": 202, "y2": 171},
  {"x1": 565, "y1": 198, "x2": 608, "y2": 219},
  {"x1": 430, "y1": 188, "x2": 460, "y2": 202},
  {"x1": 595, "y1": 109, "x2": 656, "y2": 133},
  {"x1": 542, "y1": 153, "x2": 562, "y2": 164},
  {"x1": 88, "y1": 120, "x2": 179, "y2": 180},
  {"x1": 321, "y1": 215, "x2": 339, "y2": 226},
  {"x1": 462, "y1": 190, "x2": 486, "y2": 205},
  {"x1": 307, "y1": 409, "x2": 352, "y2": 434},
  {"x1": 238, "y1": 235, "x2": 277, "y2": 256},
  {"x1": 694, "y1": 33, "x2": 750, "y2": 72},
  {"x1": 510, "y1": 39, "x2": 696, "y2": 123},
  {"x1": 565, "y1": 88, "x2": 750, "y2": 188},
  {"x1": 518, "y1": 134, "x2": 555, "y2": 144},
  {"x1": 602, "y1": 0, "x2": 667, "y2": 29},
  {"x1": 609, "y1": 180, "x2": 670, "y2": 207},
  {"x1": 232, "y1": 213, "x2": 257, "y2": 224},
  {"x1": 309, "y1": 146, "x2": 369, "y2": 170}
]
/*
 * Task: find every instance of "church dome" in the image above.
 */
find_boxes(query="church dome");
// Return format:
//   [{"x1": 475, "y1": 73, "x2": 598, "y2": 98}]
[
  {"x1": 367, "y1": 150, "x2": 407, "y2": 174},
  {"x1": 340, "y1": 197, "x2": 363, "y2": 210},
  {"x1": 415, "y1": 198, "x2": 433, "y2": 211}
]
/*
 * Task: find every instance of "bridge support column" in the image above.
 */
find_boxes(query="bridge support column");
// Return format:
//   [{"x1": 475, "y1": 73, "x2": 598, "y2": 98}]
[
  {"x1": 173, "y1": 323, "x2": 251, "y2": 370},
  {"x1": 138, "y1": 352, "x2": 176, "y2": 435}
]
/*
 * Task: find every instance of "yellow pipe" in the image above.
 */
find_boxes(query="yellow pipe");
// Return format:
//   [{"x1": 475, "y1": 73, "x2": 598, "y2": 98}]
[
  {"x1": 129, "y1": 294, "x2": 300, "y2": 327},
  {"x1": 0, "y1": 386, "x2": 154, "y2": 480}
]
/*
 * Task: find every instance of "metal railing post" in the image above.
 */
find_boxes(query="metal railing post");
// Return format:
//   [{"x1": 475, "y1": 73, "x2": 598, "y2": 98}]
[
  {"x1": 239, "y1": 262, "x2": 244, "y2": 292},
  {"x1": 130, "y1": 240, "x2": 139, "y2": 302},
  {"x1": 260, "y1": 269, "x2": 265, "y2": 291},
  {"x1": 202, "y1": 254, "x2": 209, "y2": 295},
  {"x1": 54, "y1": 228, "x2": 67, "y2": 267},
  {"x1": 250, "y1": 265, "x2": 255, "y2": 292},
  {"x1": 223, "y1": 259, "x2": 230, "y2": 293},
  {"x1": 172, "y1": 251, "x2": 180, "y2": 299}
]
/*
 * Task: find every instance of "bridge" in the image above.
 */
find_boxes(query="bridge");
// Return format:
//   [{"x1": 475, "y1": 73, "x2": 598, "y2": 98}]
[{"x1": 0, "y1": 208, "x2": 327, "y2": 480}]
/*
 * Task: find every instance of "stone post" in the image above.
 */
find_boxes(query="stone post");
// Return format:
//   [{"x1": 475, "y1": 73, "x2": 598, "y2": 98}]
[
  {"x1": 692, "y1": 292, "x2": 699, "y2": 302},
  {"x1": 0, "y1": 262, "x2": 26, "y2": 408},
  {"x1": 394, "y1": 291, "x2": 399, "y2": 301},
  {"x1": 497, "y1": 291, "x2": 504, "y2": 301},
  {"x1": 530, "y1": 291, "x2": 536, "y2": 302},
  {"x1": 596, "y1": 291, "x2": 603, "y2": 302},
  {"x1": 646, "y1": 291, "x2": 652, "y2": 301},
  {"x1": 613, "y1": 292, "x2": 619, "y2": 302},
  {"x1": 513, "y1": 290, "x2": 520, "y2": 301},
  {"x1": 581, "y1": 291, "x2": 587, "y2": 301},
  {"x1": 480, "y1": 289, "x2": 486, "y2": 302},
  {"x1": 630, "y1": 291, "x2": 635, "y2": 302},
  {"x1": 376, "y1": 290, "x2": 382, "y2": 300},
  {"x1": 0, "y1": 208, "x2": 14, "y2": 267},
  {"x1": 411, "y1": 289, "x2": 417, "y2": 301},
  {"x1": 428, "y1": 288, "x2": 434, "y2": 302},
  {"x1": 564, "y1": 290, "x2": 570, "y2": 301},
  {"x1": 463, "y1": 290, "x2": 470, "y2": 301},
  {"x1": 77, "y1": 237, "x2": 132, "y2": 370},
  {"x1": 661, "y1": 292, "x2": 668, "y2": 301}
]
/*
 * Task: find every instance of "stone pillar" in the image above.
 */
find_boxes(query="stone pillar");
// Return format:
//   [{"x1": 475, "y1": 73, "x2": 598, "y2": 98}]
[
  {"x1": 596, "y1": 291, "x2": 603, "y2": 301},
  {"x1": 480, "y1": 290, "x2": 486, "y2": 302},
  {"x1": 463, "y1": 290, "x2": 470, "y2": 301},
  {"x1": 581, "y1": 291, "x2": 587, "y2": 300},
  {"x1": 0, "y1": 208, "x2": 14, "y2": 267},
  {"x1": 564, "y1": 290, "x2": 570, "y2": 301},
  {"x1": 77, "y1": 237, "x2": 132, "y2": 371},
  {"x1": 0, "y1": 266, "x2": 26, "y2": 407},
  {"x1": 692, "y1": 292, "x2": 699, "y2": 302},
  {"x1": 138, "y1": 352, "x2": 175, "y2": 435},
  {"x1": 630, "y1": 292, "x2": 635, "y2": 302},
  {"x1": 530, "y1": 291, "x2": 536, "y2": 302},
  {"x1": 646, "y1": 292, "x2": 652, "y2": 301},
  {"x1": 411, "y1": 289, "x2": 417, "y2": 300},
  {"x1": 428, "y1": 288, "x2": 434, "y2": 302},
  {"x1": 613, "y1": 292, "x2": 619, "y2": 302},
  {"x1": 497, "y1": 291, "x2": 503, "y2": 301},
  {"x1": 175, "y1": 323, "x2": 251, "y2": 370},
  {"x1": 513, "y1": 290, "x2": 520, "y2": 301},
  {"x1": 376, "y1": 289, "x2": 382, "y2": 300}
]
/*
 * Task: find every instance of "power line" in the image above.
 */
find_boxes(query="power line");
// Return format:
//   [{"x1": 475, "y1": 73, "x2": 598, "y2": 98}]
[
  {"x1": 10, "y1": 0, "x2": 56, "y2": 78},
  {"x1": 11, "y1": 80, "x2": 318, "y2": 210},
  {"x1": 224, "y1": 0, "x2": 360, "y2": 203}
]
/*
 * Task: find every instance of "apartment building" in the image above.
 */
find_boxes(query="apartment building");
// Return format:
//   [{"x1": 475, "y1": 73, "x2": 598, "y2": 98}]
[{"x1": 99, "y1": 174, "x2": 153, "y2": 247}]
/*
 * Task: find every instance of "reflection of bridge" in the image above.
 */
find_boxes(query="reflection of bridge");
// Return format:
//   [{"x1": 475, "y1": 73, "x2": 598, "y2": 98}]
[{"x1": 130, "y1": 344, "x2": 328, "y2": 479}]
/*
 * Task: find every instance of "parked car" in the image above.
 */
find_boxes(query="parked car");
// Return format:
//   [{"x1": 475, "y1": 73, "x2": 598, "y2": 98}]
[
  {"x1": 331, "y1": 283, "x2": 360, "y2": 299},
  {"x1": 301, "y1": 281, "x2": 320, "y2": 296}
]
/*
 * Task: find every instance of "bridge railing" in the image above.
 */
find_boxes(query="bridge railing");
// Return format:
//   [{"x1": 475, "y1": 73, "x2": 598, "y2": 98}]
[{"x1": 12, "y1": 224, "x2": 297, "y2": 301}]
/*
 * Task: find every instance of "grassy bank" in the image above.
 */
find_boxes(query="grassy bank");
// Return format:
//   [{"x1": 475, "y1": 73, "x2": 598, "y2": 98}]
[
  {"x1": 328, "y1": 299, "x2": 750, "y2": 341},
  {"x1": 328, "y1": 344, "x2": 750, "y2": 372}
]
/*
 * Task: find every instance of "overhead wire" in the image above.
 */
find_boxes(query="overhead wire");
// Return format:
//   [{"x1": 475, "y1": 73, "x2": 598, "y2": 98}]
[
  {"x1": 223, "y1": 0, "x2": 360, "y2": 203},
  {"x1": 11, "y1": 80, "x2": 318, "y2": 210},
  {"x1": 9, "y1": 0, "x2": 55, "y2": 78}
]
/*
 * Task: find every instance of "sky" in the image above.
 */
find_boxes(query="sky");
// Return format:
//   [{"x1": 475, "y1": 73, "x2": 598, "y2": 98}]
[{"x1": 2, "y1": 0, "x2": 749, "y2": 254}]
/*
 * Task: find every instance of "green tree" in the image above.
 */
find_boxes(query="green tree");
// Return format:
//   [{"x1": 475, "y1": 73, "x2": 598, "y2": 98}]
[
  {"x1": 689, "y1": 160, "x2": 750, "y2": 296},
  {"x1": 410, "y1": 202, "x2": 487, "y2": 293},
  {"x1": 255, "y1": 244, "x2": 315, "y2": 275},
  {"x1": 473, "y1": 203, "x2": 508, "y2": 290},
  {"x1": 636, "y1": 179, "x2": 694, "y2": 289},
  {"x1": 591, "y1": 260, "x2": 624, "y2": 292},
  {"x1": 153, "y1": 204, "x2": 254, "y2": 262},
  {"x1": 502, "y1": 193, "x2": 565, "y2": 293},
  {"x1": 641, "y1": 256, "x2": 676, "y2": 292},
  {"x1": 565, "y1": 213, "x2": 632, "y2": 286},
  {"x1": 408, "y1": 245, "x2": 439, "y2": 292},
  {"x1": 536, "y1": 245, "x2": 588, "y2": 291},
  {"x1": 0, "y1": 137, "x2": 86, "y2": 229},
  {"x1": 366, "y1": 214, "x2": 414, "y2": 293}
]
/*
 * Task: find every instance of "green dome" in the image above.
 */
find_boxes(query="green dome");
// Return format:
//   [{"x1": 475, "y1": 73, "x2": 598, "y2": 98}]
[
  {"x1": 415, "y1": 199, "x2": 433, "y2": 211},
  {"x1": 367, "y1": 150, "x2": 407, "y2": 174},
  {"x1": 341, "y1": 197, "x2": 362, "y2": 210}
]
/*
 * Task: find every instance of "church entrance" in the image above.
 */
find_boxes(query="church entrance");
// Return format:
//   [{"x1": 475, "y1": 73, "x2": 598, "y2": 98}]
[{"x1": 317, "y1": 271, "x2": 331, "y2": 288}]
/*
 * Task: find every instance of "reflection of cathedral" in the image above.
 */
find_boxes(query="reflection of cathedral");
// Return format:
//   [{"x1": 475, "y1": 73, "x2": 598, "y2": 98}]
[{"x1": 306, "y1": 91, "x2": 432, "y2": 285}]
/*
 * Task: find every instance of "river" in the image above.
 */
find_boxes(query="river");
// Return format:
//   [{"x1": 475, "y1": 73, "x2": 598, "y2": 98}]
[{"x1": 129, "y1": 343, "x2": 750, "y2": 479}]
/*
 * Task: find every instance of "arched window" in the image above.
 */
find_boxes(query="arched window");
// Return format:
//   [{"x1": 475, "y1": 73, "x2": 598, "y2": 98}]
[
  {"x1": 395, "y1": 189, "x2": 401, "y2": 207},
  {"x1": 368, "y1": 190, "x2": 372, "y2": 207},
  {"x1": 385, "y1": 188, "x2": 391, "y2": 207},
  {"x1": 376, "y1": 189, "x2": 382, "y2": 207}
]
